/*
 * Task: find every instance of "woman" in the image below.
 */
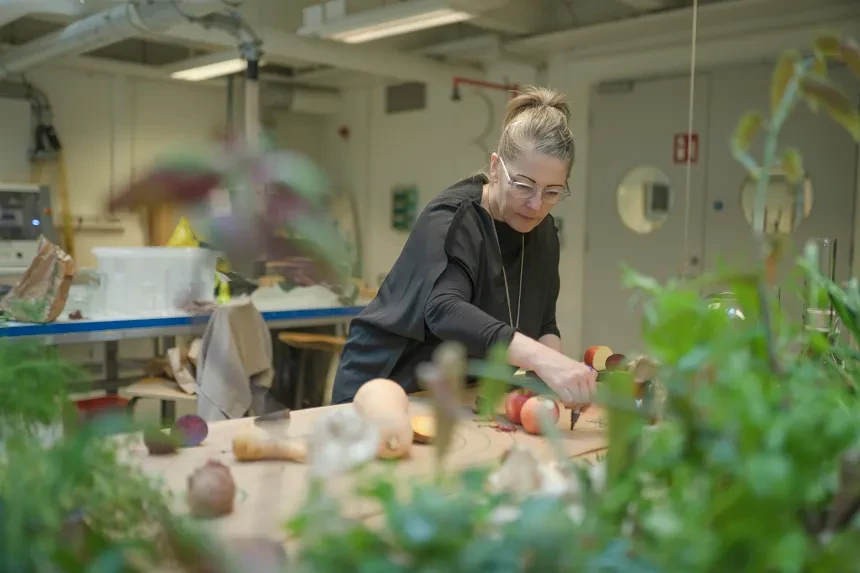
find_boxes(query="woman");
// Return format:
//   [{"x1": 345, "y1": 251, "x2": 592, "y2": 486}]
[{"x1": 331, "y1": 86, "x2": 597, "y2": 407}]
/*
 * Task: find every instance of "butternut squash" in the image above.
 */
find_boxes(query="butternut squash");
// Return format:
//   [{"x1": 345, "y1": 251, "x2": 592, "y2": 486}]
[
  {"x1": 352, "y1": 378, "x2": 409, "y2": 416},
  {"x1": 352, "y1": 378, "x2": 412, "y2": 459}
]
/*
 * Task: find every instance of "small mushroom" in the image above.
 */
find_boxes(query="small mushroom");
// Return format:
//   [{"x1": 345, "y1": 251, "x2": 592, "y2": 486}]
[{"x1": 306, "y1": 406, "x2": 380, "y2": 478}]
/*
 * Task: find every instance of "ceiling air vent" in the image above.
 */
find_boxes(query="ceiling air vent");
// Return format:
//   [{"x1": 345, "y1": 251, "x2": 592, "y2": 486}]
[{"x1": 385, "y1": 82, "x2": 427, "y2": 114}]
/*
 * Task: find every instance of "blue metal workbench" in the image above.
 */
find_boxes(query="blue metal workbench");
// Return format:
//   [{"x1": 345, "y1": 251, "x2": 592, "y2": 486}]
[
  {"x1": 0, "y1": 306, "x2": 365, "y2": 344},
  {"x1": 0, "y1": 306, "x2": 365, "y2": 398}
]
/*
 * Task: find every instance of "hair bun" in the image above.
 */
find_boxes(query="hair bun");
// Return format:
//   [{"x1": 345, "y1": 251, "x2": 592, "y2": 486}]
[{"x1": 502, "y1": 86, "x2": 569, "y2": 129}]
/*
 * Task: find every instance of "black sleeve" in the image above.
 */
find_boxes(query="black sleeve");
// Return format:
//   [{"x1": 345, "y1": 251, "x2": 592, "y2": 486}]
[
  {"x1": 540, "y1": 223, "x2": 561, "y2": 339},
  {"x1": 425, "y1": 260, "x2": 517, "y2": 356}
]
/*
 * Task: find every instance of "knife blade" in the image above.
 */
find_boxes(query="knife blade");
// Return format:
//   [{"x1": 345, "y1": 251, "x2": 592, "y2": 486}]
[{"x1": 253, "y1": 408, "x2": 292, "y2": 439}]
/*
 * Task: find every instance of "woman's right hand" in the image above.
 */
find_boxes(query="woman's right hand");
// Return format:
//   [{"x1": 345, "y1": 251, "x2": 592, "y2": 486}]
[
  {"x1": 507, "y1": 333, "x2": 598, "y2": 408},
  {"x1": 534, "y1": 353, "x2": 598, "y2": 408}
]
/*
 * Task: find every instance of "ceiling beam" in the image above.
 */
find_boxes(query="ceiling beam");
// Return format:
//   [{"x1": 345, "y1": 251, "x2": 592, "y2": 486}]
[
  {"x1": 155, "y1": 21, "x2": 481, "y2": 84},
  {"x1": 470, "y1": 1, "x2": 554, "y2": 35}
]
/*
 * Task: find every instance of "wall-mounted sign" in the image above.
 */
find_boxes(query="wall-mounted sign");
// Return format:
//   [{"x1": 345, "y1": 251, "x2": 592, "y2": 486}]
[
  {"x1": 392, "y1": 185, "x2": 418, "y2": 232},
  {"x1": 673, "y1": 132, "x2": 699, "y2": 164}
]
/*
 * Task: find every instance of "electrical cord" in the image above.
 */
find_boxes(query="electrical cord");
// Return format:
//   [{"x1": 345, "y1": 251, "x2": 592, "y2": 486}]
[{"x1": 681, "y1": 0, "x2": 699, "y2": 277}]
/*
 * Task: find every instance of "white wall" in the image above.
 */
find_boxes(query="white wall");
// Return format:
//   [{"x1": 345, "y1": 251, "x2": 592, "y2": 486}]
[
  {"x1": 321, "y1": 62, "x2": 537, "y2": 286},
  {"x1": 0, "y1": 67, "x2": 328, "y2": 269}
]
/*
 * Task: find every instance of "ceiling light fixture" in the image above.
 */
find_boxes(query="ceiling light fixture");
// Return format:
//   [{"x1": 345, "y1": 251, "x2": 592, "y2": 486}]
[
  {"x1": 168, "y1": 51, "x2": 263, "y2": 82},
  {"x1": 298, "y1": 0, "x2": 505, "y2": 44}
]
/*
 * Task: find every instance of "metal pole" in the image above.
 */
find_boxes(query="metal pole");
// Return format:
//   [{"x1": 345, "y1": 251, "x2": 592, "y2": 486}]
[{"x1": 244, "y1": 58, "x2": 260, "y2": 149}]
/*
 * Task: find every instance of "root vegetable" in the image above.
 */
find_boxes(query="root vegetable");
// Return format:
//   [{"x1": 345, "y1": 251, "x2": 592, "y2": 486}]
[
  {"x1": 232, "y1": 433, "x2": 307, "y2": 463},
  {"x1": 187, "y1": 460, "x2": 236, "y2": 518},
  {"x1": 175, "y1": 414, "x2": 208, "y2": 447},
  {"x1": 143, "y1": 427, "x2": 178, "y2": 455},
  {"x1": 583, "y1": 346, "x2": 613, "y2": 371},
  {"x1": 604, "y1": 353, "x2": 627, "y2": 372},
  {"x1": 352, "y1": 379, "x2": 413, "y2": 459},
  {"x1": 411, "y1": 415, "x2": 435, "y2": 443},
  {"x1": 374, "y1": 414, "x2": 413, "y2": 459},
  {"x1": 504, "y1": 389, "x2": 535, "y2": 424},
  {"x1": 353, "y1": 378, "x2": 409, "y2": 418},
  {"x1": 520, "y1": 397, "x2": 560, "y2": 435}
]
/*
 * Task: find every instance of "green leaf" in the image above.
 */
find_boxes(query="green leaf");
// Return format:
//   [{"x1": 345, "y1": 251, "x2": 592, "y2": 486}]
[
  {"x1": 811, "y1": 53, "x2": 829, "y2": 80},
  {"x1": 813, "y1": 33, "x2": 843, "y2": 58},
  {"x1": 780, "y1": 147, "x2": 804, "y2": 183},
  {"x1": 800, "y1": 75, "x2": 860, "y2": 140},
  {"x1": 771, "y1": 50, "x2": 800, "y2": 114},
  {"x1": 732, "y1": 111, "x2": 765, "y2": 155},
  {"x1": 840, "y1": 37, "x2": 860, "y2": 79},
  {"x1": 476, "y1": 343, "x2": 511, "y2": 419}
]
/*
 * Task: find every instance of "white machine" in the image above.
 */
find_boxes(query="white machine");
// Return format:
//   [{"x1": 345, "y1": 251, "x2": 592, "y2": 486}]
[{"x1": 0, "y1": 182, "x2": 57, "y2": 280}]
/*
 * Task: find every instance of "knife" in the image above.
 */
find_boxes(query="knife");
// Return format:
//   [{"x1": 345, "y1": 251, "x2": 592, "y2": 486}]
[{"x1": 253, "y1": 408, "x2": 292, "y2": 439}]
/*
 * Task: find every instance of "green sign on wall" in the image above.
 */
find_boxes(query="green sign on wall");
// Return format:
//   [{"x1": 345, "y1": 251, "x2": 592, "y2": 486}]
[{"x1": 392, "y1": 185, "x2": 418, "y2": 232}]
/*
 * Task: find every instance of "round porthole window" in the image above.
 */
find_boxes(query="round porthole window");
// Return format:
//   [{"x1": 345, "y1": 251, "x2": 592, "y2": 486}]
[
  {"x1": 616, "y1": 166, "x2": 674, "y2": 234},
  {"x1": 740, "y1": 171, "x2": 813, "y2": 234}
]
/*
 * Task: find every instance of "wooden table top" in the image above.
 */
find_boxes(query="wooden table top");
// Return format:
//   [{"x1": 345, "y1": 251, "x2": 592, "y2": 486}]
[{"x1": 121, "y1": 394, "x2": 607, "y2": 544}]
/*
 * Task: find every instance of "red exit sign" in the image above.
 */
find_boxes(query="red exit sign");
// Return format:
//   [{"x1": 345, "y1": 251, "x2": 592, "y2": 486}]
[{"x1": 673, "y1": 132, "x2": 699, "y2": 164}]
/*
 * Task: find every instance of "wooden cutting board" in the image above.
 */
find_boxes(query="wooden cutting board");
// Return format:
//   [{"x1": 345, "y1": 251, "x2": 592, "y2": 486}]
[{"x1": 122, "y1": 393, "x2": 606, "y2": 543}]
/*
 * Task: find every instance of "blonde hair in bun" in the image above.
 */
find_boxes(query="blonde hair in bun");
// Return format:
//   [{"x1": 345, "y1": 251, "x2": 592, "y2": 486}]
[{"x1": 497, "y1": 85, "x2": 575, "y2": 174}]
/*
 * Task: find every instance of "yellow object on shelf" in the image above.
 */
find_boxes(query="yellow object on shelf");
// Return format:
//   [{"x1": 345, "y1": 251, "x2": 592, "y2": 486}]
[
  {"x1": 216, "y1": 278, "x2": 231, "y2": 304},
  {"x1": 166, "y1": 216, "x2": 200, "y2": 248}
]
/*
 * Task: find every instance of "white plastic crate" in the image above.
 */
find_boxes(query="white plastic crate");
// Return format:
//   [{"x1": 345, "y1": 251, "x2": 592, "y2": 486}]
[{"x1": 91, "y1": 247, "x2": 218, "y2": 317}]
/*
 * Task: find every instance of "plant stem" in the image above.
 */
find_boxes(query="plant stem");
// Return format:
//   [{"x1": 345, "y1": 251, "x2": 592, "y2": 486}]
[{"x1": 753, "y1": 59, "x2": 808, "y2": 239}]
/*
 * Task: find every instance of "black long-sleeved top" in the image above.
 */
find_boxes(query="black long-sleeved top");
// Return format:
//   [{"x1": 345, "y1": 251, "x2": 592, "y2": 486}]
[{"x1": 330, "y1": 175, "x2": 561, "y2": 404}]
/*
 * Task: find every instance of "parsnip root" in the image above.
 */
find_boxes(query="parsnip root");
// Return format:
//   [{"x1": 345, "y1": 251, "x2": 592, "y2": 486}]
[{"x1": 232, "y1": 433, "x2": 307, "y2": 463}]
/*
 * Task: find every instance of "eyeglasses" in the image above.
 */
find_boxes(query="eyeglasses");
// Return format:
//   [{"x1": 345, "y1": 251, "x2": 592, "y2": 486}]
[{"x1": 498, "y1": 156, "x2": 570, "y2": 204}]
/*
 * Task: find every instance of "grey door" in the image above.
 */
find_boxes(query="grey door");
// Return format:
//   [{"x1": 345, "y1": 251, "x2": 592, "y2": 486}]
[
  {"x1": 583, "y1": 75, "x2": 710, "y2": 356},
  {"x1": 702, "y1": 63, "x2": 858, "y2": 320}
]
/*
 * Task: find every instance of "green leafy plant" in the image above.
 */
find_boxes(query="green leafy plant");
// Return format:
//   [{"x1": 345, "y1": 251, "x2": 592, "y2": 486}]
[
  {"x1": 732, "y1": 33, "x2": 860, "y2": 256},
  {"x1": 0, "y1": 341, "x2": 234, "y2": 572}
]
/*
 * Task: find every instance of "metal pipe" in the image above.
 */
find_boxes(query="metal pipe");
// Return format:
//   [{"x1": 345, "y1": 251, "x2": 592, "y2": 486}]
[
  {"x1": 185, "y1": 11, "x2": 262, "y2": 146},
  {"x1": 244, "y1": 59, "x2": 260, "y2": 148},
  {"x1": 226, "y1": 73, "x2": 235, "y2": 130},
  {"x1": 0, "y1": 1, "x2": 215, "y2": 80}
]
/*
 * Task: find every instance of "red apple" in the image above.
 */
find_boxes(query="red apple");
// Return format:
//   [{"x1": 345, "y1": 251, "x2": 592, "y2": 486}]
[
  {"x1": 504, "y1": 389, "x2": 535, "y2": 424},
  {"x1": 520, "y1": 396, "x2": 561, "y2": 435},
  {"x1": 605, "y1": 353, "x2": 627, "y2": 372},
  {"x1": 583, "y1": 345, "x2": 613, "y2": 371}
]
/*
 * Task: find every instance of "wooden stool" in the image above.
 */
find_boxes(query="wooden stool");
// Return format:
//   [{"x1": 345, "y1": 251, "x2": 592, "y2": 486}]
[
  {"x1": 278, "y1": 332, "x2": 346, "y2": 408},
  {"x1": 123, "y1": 377, "x2": 197, "y2": 426}
]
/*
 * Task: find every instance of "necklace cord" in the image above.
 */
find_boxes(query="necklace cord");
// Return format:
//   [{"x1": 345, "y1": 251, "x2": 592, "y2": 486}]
[
  {"x1": 491, "y1": 221, "x2": 524, "y2": 329},
  {"x1": 485, "y1": 184, "x2": 524, "y2": 329}
]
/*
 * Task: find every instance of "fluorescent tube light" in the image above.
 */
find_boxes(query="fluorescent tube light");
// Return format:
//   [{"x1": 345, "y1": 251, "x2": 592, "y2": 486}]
[
  {"x1": 298, "y1": 0, "x2": 504, "y2": 44},
  {"x1": 171, "y1": 57, "x2": 249, "y2": 81},
  {"x1": 328, "y1": 9, "x2": 474, "y2": 44}
]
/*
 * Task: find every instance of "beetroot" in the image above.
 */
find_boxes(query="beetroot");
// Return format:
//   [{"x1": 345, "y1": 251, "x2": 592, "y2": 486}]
[
  {"x1": 144, "y1": 427, "x2": 178, "y2": 455},
  {"x1": 174, "y1": 415, "x2": 209, "y2": 447}
]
